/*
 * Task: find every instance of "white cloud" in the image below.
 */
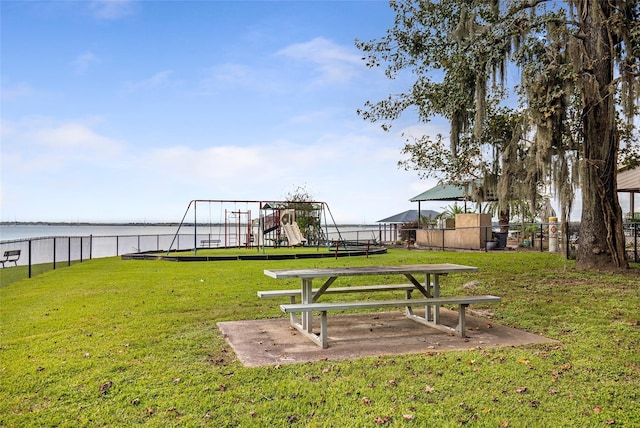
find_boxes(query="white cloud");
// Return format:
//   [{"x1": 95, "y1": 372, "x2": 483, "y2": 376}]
[
  {"x1": 71, "y1": 51, "x2": 100, "y2": 75},
  {"x1": 0, "y1": 81, "x2": 34, "y2": 101},
  {"x1": 32, "y1": 123, "x2": 119, "y2": 153},
  {"x1": 276, "y1": 37, "x2": 363, "y2": 84},
  {"x1": 2, "y1": 117, "x2": 123, "y2": 173},
  {"x1": 123, "y1": 70, "x2": 174, "y2": 92},
  {"x1": 199, "y1": 63, "x2": 280, "y2": 95},
  {"x1": 207, "y1": 63, "x2": 252, "y2": 84},
  {"x1": 89, "y1": 0, "x2": 135, "y2": 20}
]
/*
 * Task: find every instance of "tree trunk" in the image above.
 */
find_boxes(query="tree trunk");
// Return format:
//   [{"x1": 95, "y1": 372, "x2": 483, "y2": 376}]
[
  {"x1": 574, "y1": 1, "x2": 628, "y2": 270},
  {"x1": 498, "y1": 208, "x2": 510, "y2": 233}
]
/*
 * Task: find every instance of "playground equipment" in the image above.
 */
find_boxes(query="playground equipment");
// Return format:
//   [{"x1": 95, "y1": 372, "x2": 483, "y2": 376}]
[
  {"x1": 167, "y1": 199, "x2": 342, "y2": 255},
  {"x1": 279, "y1": 209, "x2": 307, "y2": 246}
]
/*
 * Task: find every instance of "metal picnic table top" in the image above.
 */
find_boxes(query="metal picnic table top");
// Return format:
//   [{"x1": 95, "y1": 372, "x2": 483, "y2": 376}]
[{"x1": 263, "y1": 263, "x2": 478, "y2": 279}]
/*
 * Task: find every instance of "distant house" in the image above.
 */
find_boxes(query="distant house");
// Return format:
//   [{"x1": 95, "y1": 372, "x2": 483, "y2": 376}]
[
  {"x1": 377, "y1": 209, "x2": 440, "y2": 224},
  {"x1": 618, "y1": 165, "x2": 639, "y2": 219},
  {"x1": 376, "y1": 209, "x2": 440, "y2": 243}
]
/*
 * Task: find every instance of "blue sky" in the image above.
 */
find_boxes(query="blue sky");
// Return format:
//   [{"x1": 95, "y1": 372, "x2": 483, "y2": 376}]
[
  {"x1": 2, "y1": 0, "x2": 454, "y2": 223},
  {"x1": 3, "y1": 1, "x2": 634, "y2": 224}
]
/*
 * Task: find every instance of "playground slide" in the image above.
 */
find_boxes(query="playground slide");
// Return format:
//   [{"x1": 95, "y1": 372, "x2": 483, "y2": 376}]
[{"x1": 282, "y1": 223, "x2": 307, "y2": 246}]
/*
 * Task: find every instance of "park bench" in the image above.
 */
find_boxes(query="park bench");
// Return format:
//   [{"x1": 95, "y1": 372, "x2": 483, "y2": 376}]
[
  {"x1": 258, "y1": 284, "x2": 416, "y2": 302},
  {"x1": 200, "y1": 239, "x2": 221, "y2": 247},
  {"x1": 1, "y1": 249, "x2": 21, "y2": 267},
  {"x1": 280, "y1": 295, "x2": 501, "y2": 348},
  {"x1": 259, "y1": 284, "x2": 416, "y2": 323}
]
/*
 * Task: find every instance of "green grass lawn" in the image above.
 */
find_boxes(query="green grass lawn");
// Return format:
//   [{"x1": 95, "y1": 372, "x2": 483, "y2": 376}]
[{"x1": 1, "y1": 250, "x2": 639, "y2": 427}]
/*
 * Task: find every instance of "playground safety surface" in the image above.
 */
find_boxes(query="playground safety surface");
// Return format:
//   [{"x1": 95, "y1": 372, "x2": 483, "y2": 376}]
[{"x1": 218, "y1": 308, "x2": 557, "y2": 367}]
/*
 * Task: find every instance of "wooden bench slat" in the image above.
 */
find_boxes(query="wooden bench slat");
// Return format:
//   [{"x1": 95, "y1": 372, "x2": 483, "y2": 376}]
[
  {"x1": 258, "y1": 284, "x2": 416, "y2": 298},
  {"x1": 280, "y1": 295, "x2": 500, "y2": 313}
]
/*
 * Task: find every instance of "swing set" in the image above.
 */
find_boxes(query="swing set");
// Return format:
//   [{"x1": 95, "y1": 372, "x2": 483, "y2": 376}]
[{"x1": 167, "y1": 199, "x2": 343, "y2": 255}]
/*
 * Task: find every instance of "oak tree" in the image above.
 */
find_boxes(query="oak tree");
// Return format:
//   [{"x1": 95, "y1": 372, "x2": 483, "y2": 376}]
[{"x1": 357, "y1": 0, "x2": 639, "y2": 269}]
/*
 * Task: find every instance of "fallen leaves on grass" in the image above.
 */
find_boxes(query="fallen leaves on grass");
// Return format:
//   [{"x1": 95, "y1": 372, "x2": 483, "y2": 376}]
[
  {"x1": 99, "y1": 381, "x2": 113, "y2": 395},
  {"x1": 374, "y1": 415, "x2": 391, "y2": 424}
]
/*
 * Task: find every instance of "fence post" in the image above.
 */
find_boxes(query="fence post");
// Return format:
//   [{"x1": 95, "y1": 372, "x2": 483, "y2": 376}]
[
  {"x1": 633, "y1": 222, "x2": 640, "y2": 263},
  {"x1": 28, "y1": 240, "x2": 32, "y2": 279},
  {"x1": 68, "y1": 237, "x2": 71, "y2": 266},
  {"x1": 80, "y1": 237, "x2": 83, "y2": 262},
  {"x1": 539, "y1": 223, "x2": 543, "y2": 252},
  {"x1": 90, "y1": 235, "x2": 93, "y2": 260},
  {"x1": 53, "y1": 238, "x2": 57, "y2": 270}
]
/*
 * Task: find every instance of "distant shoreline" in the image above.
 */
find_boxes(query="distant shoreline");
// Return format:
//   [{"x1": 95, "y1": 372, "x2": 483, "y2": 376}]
[
  {"x1": 1, "y1": 221, "x2": 184, "y2": 227},
  {"x1": 1, "y1": 221, "x2": 377, "y2": 227}
]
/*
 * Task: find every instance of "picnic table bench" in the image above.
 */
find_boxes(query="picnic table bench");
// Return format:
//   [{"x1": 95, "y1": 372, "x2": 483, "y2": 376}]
[
  {"x1": 1, "y1": 249, "x2": 21, "y2": 267},
  {"x1": 261, "y1": 264, "x2": 500, "y2": 348},
  {"x1": 259, "y1": 284, "x2": 416, "y2": 324}
]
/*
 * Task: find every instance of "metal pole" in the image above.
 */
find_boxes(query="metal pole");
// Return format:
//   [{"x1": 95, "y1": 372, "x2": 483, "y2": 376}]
[
  {"x1": 68, "y1": 237, "x2": 71, "y2": 266},
  {"x1": 565, "y1": 223, "x2": 570, "y2": 260},
  {"x1": 28, "y1": 240, "x2": 32, "y2": 278},
  {"x1": 194, "y1": 201, "x2": 198, "y2": 255},
  {"x1": 53, "y1": 238, "x2": 56, "y2": 270},
  {"x1": 633, "y1": 222, "x2": 639, "y2": 263},
  {"x1": 539, "y1": 223, "x2": 543, "y2": 252}
]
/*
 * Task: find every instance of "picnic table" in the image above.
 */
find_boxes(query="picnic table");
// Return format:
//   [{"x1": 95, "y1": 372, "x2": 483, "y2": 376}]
[{"x1": 261, "y1": 264, "x2": 500, "y2": 348}]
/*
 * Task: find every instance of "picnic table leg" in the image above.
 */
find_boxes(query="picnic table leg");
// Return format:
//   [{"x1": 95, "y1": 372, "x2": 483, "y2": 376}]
[
  {"x1": 432, "y1": 273, "x2": 440, "y2": 324},
  {"x1": 424, "y1": 273, "x2": 434, "y2": 321},
  {"x1": 455, "y1": 304, "x2": 468, "y2": 337},
  {"x1": 301, "y1": 278, "x2": 313, "y2": 333}
]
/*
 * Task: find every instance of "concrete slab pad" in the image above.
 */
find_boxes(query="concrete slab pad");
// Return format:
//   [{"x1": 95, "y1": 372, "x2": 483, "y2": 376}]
[{"x1": 217, "y1": 309, "x2": 557, "y2": 367}]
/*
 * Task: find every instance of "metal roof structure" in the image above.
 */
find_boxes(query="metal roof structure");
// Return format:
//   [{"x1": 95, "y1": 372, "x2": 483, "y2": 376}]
[
  {"x1": 409, "y1": 183, "x2": 472, "y2": 202},
  {"x1": 617, "y1": 166, "x2": 640, "y2": 192},
  {"x1": 377, "y1": 209, "x2": 440, "y2": 224},
  {"x1": 617, "y1": 165, "x2": 639, "y2": 216}
]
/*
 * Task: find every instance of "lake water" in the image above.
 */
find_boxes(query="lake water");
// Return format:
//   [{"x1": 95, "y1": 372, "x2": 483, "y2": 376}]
[
  {"x1": 0, "y1": 223, "x2": 382, "y2": 267},
  {"x1": 0, "y1": 224, "x2": 379, "y2": 242},
  {"x1": 0, "y1": 224, "x2": 184, "y2": 242}
]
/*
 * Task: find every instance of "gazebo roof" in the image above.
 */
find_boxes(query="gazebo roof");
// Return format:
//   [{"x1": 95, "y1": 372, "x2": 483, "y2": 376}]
[
  {"x1": 410, "y1": 182, "x2": 475, "y2": 202},
  {"x1": 410, "y1": 180, "x2": 498, "y2": 203},
  {"x1": 377, "y1": 209, "x2": 440, "y2": 224}
]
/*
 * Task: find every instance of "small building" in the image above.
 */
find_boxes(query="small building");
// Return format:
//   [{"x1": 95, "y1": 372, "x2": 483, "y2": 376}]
[
  {"x1": 408, "y1": 181, "x2": 496, "y2": 250},
  {"x1": 618, "y1": 165, "x2": 640, "y2": 219},
  {"x1": 376, "y1": 209, "x2": 439, "y2": 243}
]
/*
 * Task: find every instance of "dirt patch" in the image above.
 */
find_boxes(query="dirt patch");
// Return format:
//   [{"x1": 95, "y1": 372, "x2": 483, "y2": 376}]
[{"x1": 218, "y1": 308, "x2": 557, "y2": 367}]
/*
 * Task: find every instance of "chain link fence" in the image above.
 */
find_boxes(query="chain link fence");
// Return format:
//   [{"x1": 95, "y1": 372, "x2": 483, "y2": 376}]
[{"x1": 2, "y1": 223, "x2": 637, "y2": 287}]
